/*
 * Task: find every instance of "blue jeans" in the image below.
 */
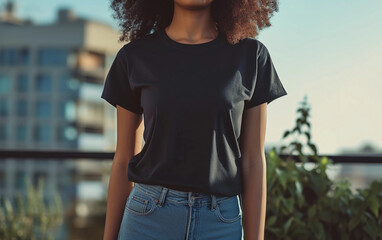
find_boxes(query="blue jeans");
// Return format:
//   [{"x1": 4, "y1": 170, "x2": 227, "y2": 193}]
[{"x1": 118, "y1": 182, "x2": 244, "y2": 240}]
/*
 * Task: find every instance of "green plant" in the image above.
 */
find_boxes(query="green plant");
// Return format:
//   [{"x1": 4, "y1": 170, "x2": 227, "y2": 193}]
[
  {"x1": 265, "y1": 95, "x2": 382, "y2": 240},
  {"x1": 0, "y1": 176, "x2": 64, "y2": 240}
]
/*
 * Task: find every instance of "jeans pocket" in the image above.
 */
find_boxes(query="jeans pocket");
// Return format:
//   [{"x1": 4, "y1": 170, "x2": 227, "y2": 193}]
[
  {"x1": 214, "y1": 195, "x2": 242, "y2": 223},
  {"x1": 125, "y1": 186, "x2": 157, "y2": 216}
]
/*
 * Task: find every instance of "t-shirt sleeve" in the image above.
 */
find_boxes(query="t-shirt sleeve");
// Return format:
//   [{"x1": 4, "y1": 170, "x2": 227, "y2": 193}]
[
  {"x1": 244, "y1": 41, "x2": 287, "y2": 109},
  {"x1": 101, "y1": 45, "x2": 143, "y2": 114}
]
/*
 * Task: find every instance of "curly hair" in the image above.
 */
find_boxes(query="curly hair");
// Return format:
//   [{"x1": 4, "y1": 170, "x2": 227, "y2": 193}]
[{"x1": 110, "y1": 0, "x2": 279, "y2": 45}]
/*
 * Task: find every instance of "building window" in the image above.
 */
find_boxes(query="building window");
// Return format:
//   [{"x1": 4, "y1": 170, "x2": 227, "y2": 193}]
[
  {"x1": 17, "y1": 99, "x2": 28, "y2": 117},
  {"x1": 59, "y1": 101, "x2": 76, "y2": 121},
  {"x1": 16, "y1": 124, "x2": 28, "y2": 142},
  {"x1": 34, "y1": 124, "x2": 51, "y2": 142},
  {"x1": 60, "y1": 74, "x2": 80, "y2": 93},
  {"x1": 57, "y1": 125, "x2": 77, "y2": 142},
  {"x1": 0, "y1": 48, "x2": 30, "y2": 66},
  {"x1": 36, "y1": 100, "x2": 51, "y2": 118},
  {"x1": 19, "y1": 49, "x2": 30, "y2": 66},
  {"x1": 0, "y1": 99, "x2": 10, "y2": 117},
  {"x1": 0, "y1": 49, "x2": 17, "y2": 65},
  {"x1": 36, "y1": 74, "x2": 52, "y2": 93},
  {"x1": 0, "y1": 74, "x2": 11, "y2": 94},
  {"x1": 15, "y1": 170, "x2": 27, "y2": 189},
  {"x1": 38, "y1": 48, "x2": 68, "y2": 66},
  {"x1": 0, "y1": 50, "x2": 5, "y2": 65},
  {"x1": 17, "y1": 74, "x2": 29, "y2": 92},
  {"x1": 0, "y1": 124, "x2": 8, "y2": 141},
  {"x1": 0, "y1": 170, "x2": 5, "y2": 188}
]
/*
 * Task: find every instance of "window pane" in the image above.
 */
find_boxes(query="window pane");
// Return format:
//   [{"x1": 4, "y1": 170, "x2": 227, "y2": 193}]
[
  {"x1": 57, "y1": 125, "x2": 77, "y2": 142},
  {"x1": 38, "y1": 48, "x2": 68, "y2": 66},
  {"x1": 0, "y1": 49, "x2": 6, "y2": 65},
  {"x1": 0, "y1": 124, "x2": 8, "y2": 141},
  {"x1": 9, "y1": 49, "x2": 18, "y2": 65},
  {"x1": 15, "y1": 170, "x2": 27, "y2": 189},
  {"x1": 0, "y1": 99, "x2": 10, "y2": 117},
  {"x1": 0, "y1": 48, "x2": 30, "y2": 66},
  {"x1": 19, "y1": 48, "x2": 30, "y2": 66},
  {"x1": 0, "y1": 171, "x2": 5, "y2": 188},
  {"x1": 17, "y1": 99, "x2": 28, "y2": 117},
  {"x1": 36, "y1": 74, "x2": 52, "y2": 93},
  {"x1": 16, "y1": 124, "x2": 28, "y2": 142},
  {"x1": 60, "y1": 74, "x2": 80, "y2": 93},
  {"x1": 36, "y1": 100, "x2": 51, "y2": 118},
  {"x1": 0, "y1": 74, "x2": 11, "y2": 93},
  {"x1": 34, "y1": 124, "x2": 51, "y2": 142},
  {"x1": 17, "y1": 74, "x2": 28, "y2": 92},
  {"x1": 59, "y1": 101, "x2": 76, "y2": 121}
]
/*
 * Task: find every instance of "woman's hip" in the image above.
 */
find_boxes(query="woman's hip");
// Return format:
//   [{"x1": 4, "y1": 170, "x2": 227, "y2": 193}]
[{"x1": 118, "y1": 182, "x2": 243, "y2": 240}]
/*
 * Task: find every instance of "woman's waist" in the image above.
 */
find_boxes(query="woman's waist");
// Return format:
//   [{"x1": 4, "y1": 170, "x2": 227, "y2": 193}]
[{"x1": 133, "y1": 182, "x2": 233, "y2": 200}]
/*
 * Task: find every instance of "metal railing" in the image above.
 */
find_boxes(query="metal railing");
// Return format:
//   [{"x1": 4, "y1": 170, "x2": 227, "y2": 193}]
[{"x1": 1, "y1": 149, "x2": 381, "y2": 163}]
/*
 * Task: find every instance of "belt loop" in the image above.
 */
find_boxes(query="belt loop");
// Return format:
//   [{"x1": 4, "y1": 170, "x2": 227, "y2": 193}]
[
  {"x1": 158, "y1": 187, "x2": 168, "y2": 207},
  {"x1": 210, "y1": 194, "x2": 217, "y2": 210},
  {"x1": 188, "y1": 192, "x2": 192, "y2": 206}
]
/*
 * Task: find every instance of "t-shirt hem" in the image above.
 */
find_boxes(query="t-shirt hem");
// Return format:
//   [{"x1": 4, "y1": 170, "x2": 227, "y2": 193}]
[{"x1": 244, "y1": 91, "x2": 288, "y2": 109}]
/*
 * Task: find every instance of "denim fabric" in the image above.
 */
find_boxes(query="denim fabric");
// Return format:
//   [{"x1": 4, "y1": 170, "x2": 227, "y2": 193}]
[{"x1": 117, "y1": 182, "x2": 244, "y2": 240}]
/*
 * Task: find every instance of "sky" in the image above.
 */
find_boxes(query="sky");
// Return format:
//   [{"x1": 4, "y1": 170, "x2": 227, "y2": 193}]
[{"x1": 3, "y1": 0, "x2": 382, "y2": 155}]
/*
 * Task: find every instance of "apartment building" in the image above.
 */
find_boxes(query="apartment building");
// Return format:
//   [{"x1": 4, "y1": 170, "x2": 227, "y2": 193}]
[{"x1": 0, "y1": 3, "x2": 125, "y2": 238}]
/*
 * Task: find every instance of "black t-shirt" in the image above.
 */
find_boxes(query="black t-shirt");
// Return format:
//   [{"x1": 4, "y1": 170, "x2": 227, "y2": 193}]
[{"x1": 101, "y1": 28, "x2": 287, "y2": 197}]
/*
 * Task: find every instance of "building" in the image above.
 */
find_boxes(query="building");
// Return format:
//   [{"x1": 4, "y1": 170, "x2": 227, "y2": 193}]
[
  {"x1": 0, "y1": 3, "x2": 123, "y2": 151},
  {"x1": 0, "y1": 2, "x2": 125, "y2": 239}
]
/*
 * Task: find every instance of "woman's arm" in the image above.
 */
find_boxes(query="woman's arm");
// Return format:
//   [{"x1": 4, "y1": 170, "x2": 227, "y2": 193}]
[
  {"x1": 103, "y1": 105, "x2": 144, "y2": 240},
  {"x1": 239, "y1": 102, "x2": 268, "y2": 240}
]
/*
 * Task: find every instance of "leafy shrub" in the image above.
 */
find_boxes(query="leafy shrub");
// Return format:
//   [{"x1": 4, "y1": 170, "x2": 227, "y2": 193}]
[
  {"x1": 0, "y1": 176, "x2": 64, "y2": 240},
  {"x1": 265, "y1": 96, "x2": 382, "y2": 240}
]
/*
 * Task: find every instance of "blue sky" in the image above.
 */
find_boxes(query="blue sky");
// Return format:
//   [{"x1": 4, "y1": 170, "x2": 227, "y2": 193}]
[
  {"x1": 2, "y1": 0, "x2": 118, "y2": 28},
  {"x1": 4, "y1": 0, "x2": 382, "y2": 154}
]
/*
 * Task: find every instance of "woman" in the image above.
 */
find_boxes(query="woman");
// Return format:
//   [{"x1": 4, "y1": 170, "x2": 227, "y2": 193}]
[{"x1": 101, "y1": 0, "x2": 287, "y2": 239}]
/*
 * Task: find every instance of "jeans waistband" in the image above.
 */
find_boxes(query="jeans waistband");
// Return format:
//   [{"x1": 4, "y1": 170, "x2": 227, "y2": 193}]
[
  {"x1": 134, "y1": 182, "x2": 209, "y2": 197},
  {"x1": 133, "y1": 182, "x2": 236, "y2": 209}
]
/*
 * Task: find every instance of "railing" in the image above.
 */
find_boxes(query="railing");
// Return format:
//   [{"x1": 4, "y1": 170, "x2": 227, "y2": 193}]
[{"x1": 1, "y1": 149, "x2": 382, "y2": 163}]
